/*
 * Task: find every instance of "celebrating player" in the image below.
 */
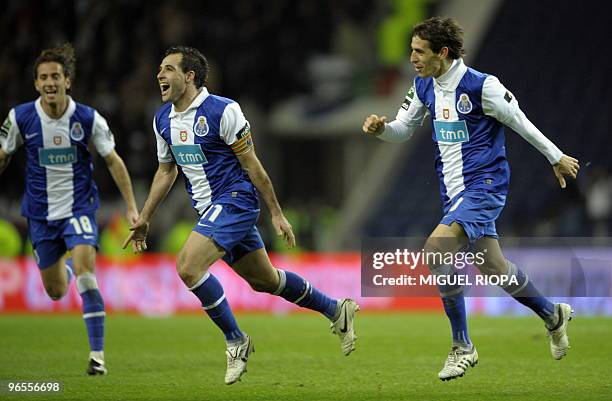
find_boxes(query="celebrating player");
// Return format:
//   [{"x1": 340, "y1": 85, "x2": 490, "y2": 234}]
[
  {"x1": 362, "y1": 17, "x2": 579, "y2": 380},
  {"x1": 123, "y1": 46, "x2": 358, "y2": 385},
  {"x1": 0, "y1": 44, "x2": 138, "y2": 375}
]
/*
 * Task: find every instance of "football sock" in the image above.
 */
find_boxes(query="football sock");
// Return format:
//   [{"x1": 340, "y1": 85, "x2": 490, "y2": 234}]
[
  {"x1": 274, "y1": 269, "x2": 338, "y2": 320},
  {"x1": 77, "y1": 272, "x2": 105, "y2": 355},
  {"x1": 189, "y1": 272, "x2": 244, "y2": 344},
  {"x1": 442, "y1": 294, "x2": 471, "y2": 348},
  {"x1": 432, "y1": 264, "x2": 471, "y2": 348},
  {"x1": 90, "y1": 351, "x2": 105, "y2": 363},
  {"x1": 501, "y1": 261, "x2": 556, "y2": 327}
]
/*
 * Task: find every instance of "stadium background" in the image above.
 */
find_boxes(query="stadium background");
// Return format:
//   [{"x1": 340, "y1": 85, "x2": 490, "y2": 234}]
[{"x1": 1, "y1": 1, "x2": 611, "y2": 313}]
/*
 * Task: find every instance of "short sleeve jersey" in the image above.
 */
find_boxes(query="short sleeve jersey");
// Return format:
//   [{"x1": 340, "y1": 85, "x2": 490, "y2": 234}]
[
  {"x1": 0, "y1": 97, "x2": 115, "y2": 220},
  {"x1": 153, "y1": 88, "x2": 255, "y2": 215}
]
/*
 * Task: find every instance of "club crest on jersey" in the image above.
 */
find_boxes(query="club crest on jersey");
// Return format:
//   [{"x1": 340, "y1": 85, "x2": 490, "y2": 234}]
[
  {"x1": 180, "y1": 130, "x2": 188, "y2": 142},
  {"x1": 70, "y1": 122, "x2": 84, "y2": 141},
  {"x1": 53, "y1": 136, "x2": 62, "y2": 145},
  {"x1": 456, "y1": 93, "x2": 473, "y2": 114},
  {"x1": 194, "y1": 116, "x2": 209, "y2": 137}
]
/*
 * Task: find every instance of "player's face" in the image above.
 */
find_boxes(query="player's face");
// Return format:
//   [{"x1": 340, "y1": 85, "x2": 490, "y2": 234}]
[
  {"x1": 410, "y1": 36, "x2": 446, "y2": 78},
  {"x1": 157, "y1": 53, "x2": 187, "y2": 104},
  {"x1": 34, "y1": 62, "x2": 71, "y2": 106}
]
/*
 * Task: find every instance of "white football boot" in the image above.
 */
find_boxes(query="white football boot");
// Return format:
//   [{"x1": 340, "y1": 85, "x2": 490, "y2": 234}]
[
  {"x1": 224, "y1": 334, "x2": 254, "y2": 385},
  {"x1": 330, "y1": 299, "x2": 360, "y2": 356},
  {"x1": 548, "y1": 303, "x2": 573, "y2": 360},
  {"x1": 86, "y1": 358, "x2": 107, "y2": 376},
  {"x1": 438, "y1": 345, "x2": 478, "y2": 381}
]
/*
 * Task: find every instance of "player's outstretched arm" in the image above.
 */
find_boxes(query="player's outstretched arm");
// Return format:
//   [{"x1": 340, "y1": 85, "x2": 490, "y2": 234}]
[
  {"x1": 103, "y1": 150, "x2": 139, "y2": 224},
  {"x1": 237, "y1": 148, "x2": 296, "y2": 248},
  {"x1": 122, "y1": 162, "x2": 178, "y2": 252},
  {"x1": 362, "y1": 114, "x2": 420, "y2": 143},
  {"x1": 0, "y1": 149, "x2": 11, "y2": 175},
  {"x1": 482, "y1": 76, "x2": 580, "y2": 189},
  {"x1": 553, "y1": 154, "x2": 580, "y2": 189}
]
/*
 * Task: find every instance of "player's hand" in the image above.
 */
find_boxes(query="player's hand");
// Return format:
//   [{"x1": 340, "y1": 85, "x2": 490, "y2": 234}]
[
  {"x1": 272, "y1": 214, "x2": 296, "y2": 248},
  {"x1": 122, "y1": 217, "x2": 150, "y2": 253},
  {"x1": 553, "y1": 154, "x2": 580, "y2": 188},
  {"x1": 362, "y1": 114, "x2": 387, "y2": 136},
  {"x1": 126, "y1": 208, "x2": 139, "y2": 226}
]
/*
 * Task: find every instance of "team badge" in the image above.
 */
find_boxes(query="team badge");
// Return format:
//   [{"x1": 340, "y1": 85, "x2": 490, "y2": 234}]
[
  {"x1": 193, "y1": 116, "x2": 209, "y2": 137},
  {"x1": 443, "y1": 108, "x2": 450, "y2": 119},
  {"x1": 180, "y1": 130, "x2": 188, "y2": 142},
  {"x1": 53, "y1": 136, "x2": 62, "y2": 145},
  {"x1": 70, "y1": 122, "x2": 84, "y2": 141},
  {"x1": 456, "y1": 93, "x2": 473, "y2": 114}
]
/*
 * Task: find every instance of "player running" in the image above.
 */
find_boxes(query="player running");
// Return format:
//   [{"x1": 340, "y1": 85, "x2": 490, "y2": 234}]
[
  {"x1": 123, "y1": 46, "x2": 358, "y2": 385},
  {"x1": 0, "y1": 43, "x2": 138, "y2": 375},
  {"x1": 362, "y1": 17, "x2": 579, "y2": 380}
]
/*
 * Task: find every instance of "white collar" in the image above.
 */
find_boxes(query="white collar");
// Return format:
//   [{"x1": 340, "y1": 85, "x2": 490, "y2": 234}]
[
  {"x1": 433, "y1": 58, "x2": 467, "y2": 91},
  {"x1": 35, "y1": 96, "x2": 76, "y2": 123},
  {"x1": 169, "y1": 87, "x2": 209, "y2": 118}
]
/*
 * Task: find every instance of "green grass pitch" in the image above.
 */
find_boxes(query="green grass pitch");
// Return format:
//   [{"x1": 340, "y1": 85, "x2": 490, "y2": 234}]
[{"x1": 0, "y1": 313, "x2": 610, "y2": 400}]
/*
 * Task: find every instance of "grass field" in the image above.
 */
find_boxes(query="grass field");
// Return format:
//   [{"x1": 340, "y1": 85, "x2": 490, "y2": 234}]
[{"x1": 0, "y1": 313, "x2": 610, "y2": 401}]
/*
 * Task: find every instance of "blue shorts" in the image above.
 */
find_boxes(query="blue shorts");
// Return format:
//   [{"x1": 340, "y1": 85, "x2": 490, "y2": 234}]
[
  {"x1": 193, "y1": 190, "x2": 265, "y2": 266},
  {"x1": 440, "y1": 191, "x2": 506, "y2": 244},
  {"x1": 28, "y1": 212, "x2": 99, "y2": 269}
]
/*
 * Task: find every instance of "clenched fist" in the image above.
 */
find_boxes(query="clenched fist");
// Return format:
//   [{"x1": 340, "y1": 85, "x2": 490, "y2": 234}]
[{"x1": 362, "y1": 114, "x2": 387, "y2": 136}]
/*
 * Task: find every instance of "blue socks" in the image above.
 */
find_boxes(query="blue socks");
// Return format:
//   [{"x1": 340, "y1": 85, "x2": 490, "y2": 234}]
[
  {"x1": 441, "y1": 294, "x2": 471, "y2": 347},
  {"x1": 189, "y1": 269, "x2": 338, "y2": 345},
  {"x1": 431, "y1": 258, "x2": 556, "y2": 347},
  {"x1": 431, "y1": 264, "x2": 471, "y2": 348},
  {"x1": 189, "y1": 272, "x2": 243, "y2": 344},
  {"x1": 273, "y1": 269, "x2": 338, "y2": 320},
  {"x1": 76, "y1": 272, "x2": 106, "y2": 354},
  {"x1": 502, "y1": 261, "x2": 556, "y2": 326}
]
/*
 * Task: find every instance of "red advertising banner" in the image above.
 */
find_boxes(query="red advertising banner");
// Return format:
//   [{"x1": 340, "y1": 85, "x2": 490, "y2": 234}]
[{"x1": 0, "y1": 254, "x2": 441, "y2": 314}]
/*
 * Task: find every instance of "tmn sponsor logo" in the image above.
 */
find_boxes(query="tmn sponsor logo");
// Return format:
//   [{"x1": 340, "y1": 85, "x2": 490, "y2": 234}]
[
  {"x1": 433, "y1": 120, "x2": 470, "y2": 144},
  {"x1": 170, "y1": 144, "x2": 208, "y2": 166},
  {"x1": 38, "y1": 146, "x2": 77, "y2": 166}
]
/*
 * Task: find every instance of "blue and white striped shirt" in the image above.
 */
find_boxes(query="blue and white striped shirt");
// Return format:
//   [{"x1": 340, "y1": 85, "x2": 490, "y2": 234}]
[{"x1": 1, "y1": 97, "x2": 115, "y2": 220}]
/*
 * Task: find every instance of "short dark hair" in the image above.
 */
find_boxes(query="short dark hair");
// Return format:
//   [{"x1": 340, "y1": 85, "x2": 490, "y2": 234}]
[
  {"x1": 33, "y1": 43, "x2": 76, "y2": 80},
  {"x1": 412, "y1": 17, "x2": 465, "y2": 59},
  {"x1": 164, "y1": 46, "x2": 209, "y2": 88}
]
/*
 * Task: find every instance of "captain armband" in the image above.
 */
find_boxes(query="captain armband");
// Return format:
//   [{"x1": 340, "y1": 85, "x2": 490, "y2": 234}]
[{"x1": 231, "y1": 122, "x2": 254, "y2": 156}]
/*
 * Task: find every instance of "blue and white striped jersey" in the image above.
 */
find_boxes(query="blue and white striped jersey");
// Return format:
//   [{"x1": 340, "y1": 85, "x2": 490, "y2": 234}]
[
  {"x1": 0, "y1": 97, "x2": 115, "y2": 221},
  {"x1": 153, "y1": 87, "x2": 254, "y2": 215},
  {"x1": 381, "y1": 59, "x2": 562, "y2": 208},
  {"x1": 414, "y1": 60, "x2": 511, "y2": 203}
]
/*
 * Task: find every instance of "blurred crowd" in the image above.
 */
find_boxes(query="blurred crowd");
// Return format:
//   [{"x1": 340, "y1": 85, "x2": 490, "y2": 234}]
[
  {"x1": 0, "y1": 0, "x2": 379, "y2": 188},
  {"x1": 0, "y1": 0, "x2": 397, "y2": 253}
]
